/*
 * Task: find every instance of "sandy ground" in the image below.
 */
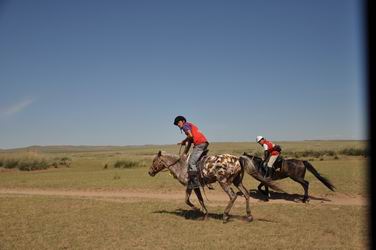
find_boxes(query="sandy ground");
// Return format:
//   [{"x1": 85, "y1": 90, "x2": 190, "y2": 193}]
[{"x1": 0, "y1": 188, "x2": 367, "y2": 206}]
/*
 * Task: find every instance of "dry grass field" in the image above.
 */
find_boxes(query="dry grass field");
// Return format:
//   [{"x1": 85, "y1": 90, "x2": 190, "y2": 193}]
[{"x1": 0, "y1": 141, "x2": 369, "y2": 249}]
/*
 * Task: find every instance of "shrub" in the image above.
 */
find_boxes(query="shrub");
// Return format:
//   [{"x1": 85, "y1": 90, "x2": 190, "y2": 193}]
[
  {"x1": 17, "y1": 159, "x2": 49, "y2": 171},
  {"x1": 113, "y1": 159, "x2": 144, "y2": 169},
  {"x1": 284, "y1": 149, "x2": 342, "y2": 159},
  {"x1": 339, "y1": 148, "x2": 367, "y2": 156},
  {"x1": 0, "y1": 154, "x2": 72, "y2": 171},
  {"x1": 4, "y1": 159, "x2": 19, "y2": 169},
  {"x1": 57, "y1": 157, "x2": 72, "y2": 167}
]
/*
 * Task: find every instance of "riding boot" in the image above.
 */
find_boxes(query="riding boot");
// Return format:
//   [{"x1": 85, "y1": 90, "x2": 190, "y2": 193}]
[
  {"x1": 269, "y1": 167, "x2": 275, "y2": 178},
  {"x1": 262, "y1": 164, "x2": 269, "y2": 178}
]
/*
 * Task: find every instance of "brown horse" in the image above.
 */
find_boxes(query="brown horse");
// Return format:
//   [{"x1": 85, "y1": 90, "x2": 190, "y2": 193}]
[
  {"x1": 148, "y1": 151, "x2": 281, "y2": 223},
  {"x1": 240, "y1": 153, "x2": 335, "y2": 202}
]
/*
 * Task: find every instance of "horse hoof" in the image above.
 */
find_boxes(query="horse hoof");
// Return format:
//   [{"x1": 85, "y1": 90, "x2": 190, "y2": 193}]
[
  {"x1": 223, "y1": 214, "x2": 230, "y2": 223},
  {"x1": 245, "y1": 216, "x2": 253, "y2": 222},
  {"x1": 303, "y1": 197, "x2": 310, "y2": 203}
]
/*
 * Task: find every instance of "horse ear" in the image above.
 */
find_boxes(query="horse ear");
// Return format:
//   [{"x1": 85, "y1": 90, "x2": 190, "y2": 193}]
[{"x1": 158, "y1": 150, "x2": 162, "y2": 157}]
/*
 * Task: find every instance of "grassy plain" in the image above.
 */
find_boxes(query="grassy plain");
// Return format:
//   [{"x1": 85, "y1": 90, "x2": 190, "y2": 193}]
[{"x1": 0, "y1": 141, "x2": 369, "y2": 249}]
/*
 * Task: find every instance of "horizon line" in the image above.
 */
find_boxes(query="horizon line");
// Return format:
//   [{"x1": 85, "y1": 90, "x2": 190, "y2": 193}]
[{"x1": 0, "y1": 139, "x2": 367, "y2": 151}]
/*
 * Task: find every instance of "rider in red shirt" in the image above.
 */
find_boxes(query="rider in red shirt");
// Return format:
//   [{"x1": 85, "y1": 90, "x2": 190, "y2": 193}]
[
  {"x1": 174, "y1": 116, "x2": 209, "y2": 189},
  {"x1": 256, "y1": 136, "x2": 280, "y2": 177}
]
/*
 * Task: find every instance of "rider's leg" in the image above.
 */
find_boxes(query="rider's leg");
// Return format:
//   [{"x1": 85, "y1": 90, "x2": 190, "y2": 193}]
[
  {"x1": 262, "y1": 156, "x2": 270, "y2": 177},
  {"x1": 265, "y1": 155, "x2": 278, "y2": 177},
  {"x1": 187, "y1": 143, "x2": 207, "y2": 188}
]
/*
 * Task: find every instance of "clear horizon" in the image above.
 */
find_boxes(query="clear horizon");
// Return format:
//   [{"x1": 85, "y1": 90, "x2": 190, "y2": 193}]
[
  {"x1": 0, "y1": 139, "x2": 367, "y2": 151},
  {"x1": 0, "y1": 0, "x2": 367, "y2": 149}
]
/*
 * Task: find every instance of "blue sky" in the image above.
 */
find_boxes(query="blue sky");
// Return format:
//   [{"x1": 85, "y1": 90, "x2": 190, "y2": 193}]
[{"x1": 0, "y1": 0, "x2": 366, "y2": 149}]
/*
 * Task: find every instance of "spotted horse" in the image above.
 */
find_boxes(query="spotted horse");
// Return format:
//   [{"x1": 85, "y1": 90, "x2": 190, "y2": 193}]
[{"x1": 148, "y1": 150, "x2": 282, "y2": 223}]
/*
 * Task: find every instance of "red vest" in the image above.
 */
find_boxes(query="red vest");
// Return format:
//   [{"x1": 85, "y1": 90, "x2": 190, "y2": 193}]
[
  {"x1": 187, "y1": 122, "x2": 207, "y2": 145},
  {"x1": 262, "y1": 139, "x2": 280, "y2": 156}
]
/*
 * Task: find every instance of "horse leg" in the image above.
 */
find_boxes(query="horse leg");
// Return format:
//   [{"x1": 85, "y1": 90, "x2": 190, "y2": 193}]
[
  {"x1": 265, "y1": 185, "x2": 270, "y2": 200},
  {"x1": 235, "y1": 183, "x2": 253, "y2": 222},
  {"x1": 185, "y1": 188, "x2": 200, "y2": 211},
  {"x1": 291, "y1": 177, "x2": 310, "y2": 202},
  {"x1": 257, "y1": 183, "x2": 269, "y2": 201},
  {"x1": 302, "y1": 180, "x2": 310, "y2": 202},
  {"x1": 257, "y1": 183, "x2": 264, "y2": 193},
  {"x1": 219, "y1": 182, "x2": 237, "y2": 223},
  {"x1": 193, "y1": 188, "x2": 208, "y2": 220}
]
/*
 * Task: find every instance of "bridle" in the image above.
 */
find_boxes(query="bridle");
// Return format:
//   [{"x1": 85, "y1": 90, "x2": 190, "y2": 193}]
[
  {"x1": 244, "y1": 153, "x2": 258, "y2": 168},
  {"x1": 250, "y1": 155, "x2": 257, "y2": 168},
  {"x1": 153, "y1": 155, "x2": 181, "y2": 173}
]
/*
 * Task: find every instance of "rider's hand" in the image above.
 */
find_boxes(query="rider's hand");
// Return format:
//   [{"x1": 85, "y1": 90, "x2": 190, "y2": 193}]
[{"x1": 177, "y1": 141, "x2": 186, "y2": 146}]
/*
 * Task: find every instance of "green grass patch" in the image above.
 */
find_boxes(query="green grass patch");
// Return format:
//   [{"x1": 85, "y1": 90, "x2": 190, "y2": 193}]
[{"x1": 0, "y1": 141, "x2": 368, "y2": 196}]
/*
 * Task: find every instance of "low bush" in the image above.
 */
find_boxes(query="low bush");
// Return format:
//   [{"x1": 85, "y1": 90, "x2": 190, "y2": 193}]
[
  {"x1": 281, "y1": 148, "x2": 363, "y2": 159},
  {"x1": 53, "y1": 157, "x2": 72, "y2": 167},
  {"x1": 0, "y1": 154, "x2": 72, "y2": 171},
  {"x1": 339, "y1": 148, "x2": 367, "y2": 156},
  {"x1": 113, "y1": 159, "x2": 145, "y2": 169}
]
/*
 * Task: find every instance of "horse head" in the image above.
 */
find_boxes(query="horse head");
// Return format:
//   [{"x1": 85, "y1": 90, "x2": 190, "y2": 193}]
[
  {"x1": 241, "y1": 153, "x2": 263, "y2": 167},
  {"x1": 148, "y1": 151, "x2": 181, "y2": 177},
  {"x1": 148, "y1": 151, "x2": 165, "y2": 176}
]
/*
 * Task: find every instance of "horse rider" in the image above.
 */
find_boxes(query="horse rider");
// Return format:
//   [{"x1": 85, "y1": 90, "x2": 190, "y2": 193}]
[
  {"x1": 256, "y1": 136, "x2": 281, "y2": 177},
  {"x1": 174, "y1": 116, "x2": 209, "y2": 189}
]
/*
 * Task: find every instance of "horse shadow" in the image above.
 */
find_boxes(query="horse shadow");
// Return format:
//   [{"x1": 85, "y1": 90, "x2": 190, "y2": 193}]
[
  {"x1": 153, "y1": 209, "x2": 275, "y2": 223},
  {"x1": 153, "y1": 209, "x2": 222, "y2": 221},
  {"x1": 247, "y1": 189, "x2": 331, "y2": 203}
]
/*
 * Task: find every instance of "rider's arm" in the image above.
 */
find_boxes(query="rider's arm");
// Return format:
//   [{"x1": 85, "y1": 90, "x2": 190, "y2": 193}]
[
  {"x1": 182, "y1": 130, "x2": 193, "y2": 155},
  {"x1": 263, "y1": 150, "x2": 270, "y2": 161},
  {"x1": 183, "y1": 139, "x2": 192, "y2": 155},
  {"x1": 180, "y1": 130, "x2": 193, "y2": 144}
]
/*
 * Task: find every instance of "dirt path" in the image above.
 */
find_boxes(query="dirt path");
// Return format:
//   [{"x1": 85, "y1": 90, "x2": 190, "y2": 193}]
[{"x1": 0, "y1": 188, "x2": 367, "y2": 206}]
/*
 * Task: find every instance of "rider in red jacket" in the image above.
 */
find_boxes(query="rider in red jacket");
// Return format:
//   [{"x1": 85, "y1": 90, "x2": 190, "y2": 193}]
[
  {"x1": 174, "y1": 116, "x2": 209, "y2": 189},
  {"x1": 256, "y1": 136, "x2": 280, "y2": 177}
]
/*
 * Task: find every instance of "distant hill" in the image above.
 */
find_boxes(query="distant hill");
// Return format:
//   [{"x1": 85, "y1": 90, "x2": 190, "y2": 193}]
[{"x1": 0, "y1": 140, "x2": 367, "y2": 154}]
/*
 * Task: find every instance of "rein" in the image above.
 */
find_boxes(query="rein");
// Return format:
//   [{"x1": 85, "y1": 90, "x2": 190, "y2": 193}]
[{"x1": 158, "y1": 157, "x2": 181, "y2": 172}]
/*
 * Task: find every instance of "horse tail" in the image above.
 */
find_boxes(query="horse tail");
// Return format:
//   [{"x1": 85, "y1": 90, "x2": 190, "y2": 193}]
[
  {"x1": 239, "y1": 156, "x2": 284, "y2": 193},
  {"x1": 238, "y1": 158, "x2": 245, "y2": 182},
  {"x1": 303, "y1": 160, "x2": 336, "y2": 191}
]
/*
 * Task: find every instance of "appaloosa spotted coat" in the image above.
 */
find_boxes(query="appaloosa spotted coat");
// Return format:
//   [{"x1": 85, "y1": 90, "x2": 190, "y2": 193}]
[
  {"x1": 149, "y1": 151, "x2": 278, "y2": 223},
  {"x1": 200, "y1": 154, "x2": 242, "y2": 185}
]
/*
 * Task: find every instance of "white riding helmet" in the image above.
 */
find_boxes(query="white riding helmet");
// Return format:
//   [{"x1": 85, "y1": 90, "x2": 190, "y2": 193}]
[{"x1": 256, "y1": 136, "x2": 264, "y2": 143}]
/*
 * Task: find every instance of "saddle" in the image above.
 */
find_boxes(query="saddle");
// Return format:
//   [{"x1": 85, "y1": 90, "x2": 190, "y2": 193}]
[
  {"x1": 242, "y1": 152, "x2": 282, "y2": 178},
  {"x1": 273, "y1": 156, "x2": 284, "y2": 170},
  {"x1": 264, "y1": 156, "x2": 283, "y2": 178}
]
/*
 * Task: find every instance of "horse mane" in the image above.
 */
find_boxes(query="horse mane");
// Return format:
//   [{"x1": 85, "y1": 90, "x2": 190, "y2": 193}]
[
  {"x1": 243, "y1": 153, "x2": 263, "y2": 162},
  {"x1": 156, "y1": 151, "x2": 184, "y2": 164}
]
